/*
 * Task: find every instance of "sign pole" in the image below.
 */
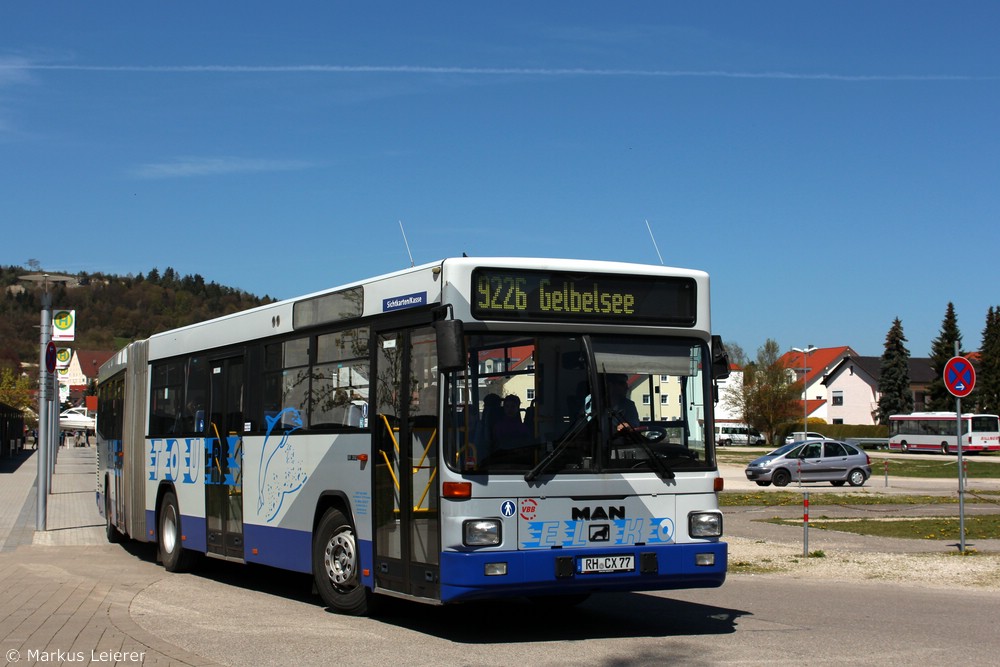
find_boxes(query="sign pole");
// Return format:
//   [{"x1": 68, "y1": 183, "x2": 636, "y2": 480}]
[
  {"x1": 956, "y1": 392, "x2": 965, "y2": 552},
  {"x1": 954, "y1": 343, "x2": 966, "y2": 552},
  {"x1": 943, "y1": 346, "x2": 975, "y2": 553},
  {"x1": 802, "y1": 492, "x2": 810, "y2": 557},
  {"x1": 36, "y1": 292, "x2": 51, "y2": 530},
  {"x1": 18, "y1": 273, "x2": 75, "y2": 532}
]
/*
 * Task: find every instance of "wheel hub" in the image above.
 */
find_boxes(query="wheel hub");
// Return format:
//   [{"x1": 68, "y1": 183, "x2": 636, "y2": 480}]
[{"x1": 324, "y1": 531, "x2": 357, "y2": 586}]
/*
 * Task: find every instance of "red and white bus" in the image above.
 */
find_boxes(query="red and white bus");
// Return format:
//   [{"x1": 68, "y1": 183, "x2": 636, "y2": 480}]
[{"x1": 887, "y1": 412, "x2": 1000, "y2": 454}]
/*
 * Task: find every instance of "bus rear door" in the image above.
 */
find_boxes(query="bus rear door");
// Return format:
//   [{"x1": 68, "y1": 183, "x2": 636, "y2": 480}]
[{"x1": 206, "y1": 355, "x2": 245, "y2": 560}]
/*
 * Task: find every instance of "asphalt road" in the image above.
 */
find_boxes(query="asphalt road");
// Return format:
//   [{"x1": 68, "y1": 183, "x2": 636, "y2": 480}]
[
  {"x1": 127, "y1": 554, "x2": 1000, "y2": 666},
  {"x1": 6, "y1": 446, "x2": 1000, "y2": 666}
]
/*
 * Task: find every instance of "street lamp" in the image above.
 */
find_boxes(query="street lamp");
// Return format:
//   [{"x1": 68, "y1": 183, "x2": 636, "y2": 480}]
[
  {"x1": 19, "y1": 272, "x2": 76, "y2": 531},
  {"x1": 791, "y1": 346, "x2": 817, "y2": 438}
]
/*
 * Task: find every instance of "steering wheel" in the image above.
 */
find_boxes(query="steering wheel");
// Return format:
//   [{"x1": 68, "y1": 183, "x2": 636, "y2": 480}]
[{"x1": 631, "y1": 425, "x2": 666, "y2": 443}]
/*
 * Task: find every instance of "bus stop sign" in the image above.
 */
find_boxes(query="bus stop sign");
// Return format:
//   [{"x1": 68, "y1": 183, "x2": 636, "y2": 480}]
[{"x1": 944, "y1": 356, "x2": 976, "y2": 398}]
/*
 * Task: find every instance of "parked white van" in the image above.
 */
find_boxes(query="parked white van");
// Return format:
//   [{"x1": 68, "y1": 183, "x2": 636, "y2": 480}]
[{"x1": 715, "y1": 423, "x2": 765, "y2": 446}]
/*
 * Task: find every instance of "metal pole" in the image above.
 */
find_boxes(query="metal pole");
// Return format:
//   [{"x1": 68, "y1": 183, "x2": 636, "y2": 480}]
[
  {"x1": 36, "y1": 290, "x2": 51, "y2": 530},
  {"x1": 803, "y1": 492, "x2": 810, "y2": 557},
  {"x1": 49, "y1": 370, "x2": 58, "y2": 483},
  {"x1": 955, "y1": 341, "x2": 966, "y2": 552}
]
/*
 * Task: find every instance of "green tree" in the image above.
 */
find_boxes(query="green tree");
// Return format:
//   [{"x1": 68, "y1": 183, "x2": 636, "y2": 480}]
[
  {"x1": 877, "y1": 318, "x2": 914, "y2": 423},
  {"x1": 0, "y1": 367, "x2": 34, "y2": 414},
  {"x1": 721, "y1": 340, "x2": 748, "y2": 368},
  {"x1": 723, "y1": 339, "x2": 799, "y2": 444},
  {"x1": 927, "y1": 302, "x2": 963, "y2": 411},
  {"x1": 976, "y1": 306, "x2": 1000, "y2": 414}
]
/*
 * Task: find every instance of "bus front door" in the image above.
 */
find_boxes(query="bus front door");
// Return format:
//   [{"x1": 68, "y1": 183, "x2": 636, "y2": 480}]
[
  {"x1": 373, "y1": 325, "x2": 440, "y2": 601},
  {"x1": 206, "y1": 355, "x2": 245, "y2": 561}
]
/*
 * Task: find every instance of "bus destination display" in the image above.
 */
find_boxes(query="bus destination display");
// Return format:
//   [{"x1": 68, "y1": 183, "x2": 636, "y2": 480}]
[{"x1": 472, "y1": 268, "x2": 697, "y2": 325}]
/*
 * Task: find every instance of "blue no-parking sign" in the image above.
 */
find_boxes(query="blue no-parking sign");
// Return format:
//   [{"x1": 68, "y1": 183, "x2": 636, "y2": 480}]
[{"x1": 943, "y1": 356, "x2": 976, "y2": 398}]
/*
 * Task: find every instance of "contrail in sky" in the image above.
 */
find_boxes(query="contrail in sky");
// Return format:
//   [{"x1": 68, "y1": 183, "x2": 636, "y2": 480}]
[{"x1": 0, "y1": 62, "x2": 991, "y2": 82}]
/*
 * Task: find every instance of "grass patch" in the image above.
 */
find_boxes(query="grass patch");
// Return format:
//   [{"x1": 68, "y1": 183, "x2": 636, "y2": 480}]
[
  {"x1": 869, "y1": 458, "x2": 1000, "y2": 479},
  {"x1": 719, "y1": 492, "x2": 959, "y2": 507},
  {"x1": 763, "y1": 514, "x2": 1000, "y2": 540},
  {"x1": 718, "y1": 449, "x2": 1000, "y2": 479}
]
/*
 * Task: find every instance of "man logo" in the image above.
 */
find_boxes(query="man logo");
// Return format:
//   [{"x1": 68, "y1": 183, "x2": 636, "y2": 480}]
[
  {"x1": 571, "y1": 506, "x2": 625, "y2": 521},
  {"x1": 589, "y1": 524, "x2": 610, "y2": 542}
]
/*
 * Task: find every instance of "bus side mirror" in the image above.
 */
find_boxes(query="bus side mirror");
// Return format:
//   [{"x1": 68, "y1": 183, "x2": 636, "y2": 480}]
[
  {"x1": 434, "y1": 319, "x2": 466, "y2": 372},
  {"x1": 711, "y1": 335, "x2": 731, "y2": 380}
]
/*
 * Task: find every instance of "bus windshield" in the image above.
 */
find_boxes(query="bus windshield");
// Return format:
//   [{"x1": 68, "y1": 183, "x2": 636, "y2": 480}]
[{"x1": 443, "y1": 333, "x2": 714, "y2": 477}]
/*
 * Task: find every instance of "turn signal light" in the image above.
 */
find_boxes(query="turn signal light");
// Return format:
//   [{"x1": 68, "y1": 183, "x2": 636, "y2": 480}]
[{"x1": 443, "y1": 482, "x2": 472, "y2": 498}]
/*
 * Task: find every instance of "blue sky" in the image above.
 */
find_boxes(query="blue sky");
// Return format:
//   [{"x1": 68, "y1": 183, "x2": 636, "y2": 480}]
[{"x1": 3, "y1": 2, "x2": 998, "y2": 358}]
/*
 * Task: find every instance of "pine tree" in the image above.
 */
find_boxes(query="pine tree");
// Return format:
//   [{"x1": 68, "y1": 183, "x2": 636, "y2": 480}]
[
  {"x1": 927, "y1": 302, "x2": 963, "y2": 411},
  {"x1": 977, "y1": 306, "x2": 1000, "y2": 414},
  {"x1": 877, "y1": 318, "x2": 913, "y2": 423}
]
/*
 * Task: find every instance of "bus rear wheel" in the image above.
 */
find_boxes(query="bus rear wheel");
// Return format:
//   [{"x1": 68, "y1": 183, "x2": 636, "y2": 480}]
[
  {"x1": 899, "y1": 441, "x2": 909, "y2": 453},
  {"x1": 941, "y1": 442, "x2": 950, "y2": 455},
  {"x1": 313, "y1": 508, "x2": 375, "y2": 616}
]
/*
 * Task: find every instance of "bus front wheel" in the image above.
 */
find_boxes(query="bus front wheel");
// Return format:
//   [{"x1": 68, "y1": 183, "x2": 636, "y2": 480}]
[
  {"x1": 158, "y1": 490, "x2": 193, "y2": 572},
  {"x1": 313, "y1": 508, "x2": 374, "y2": 616},
  {"x1": 104, "y1": 478, "x2": 121, "y2": 544}
]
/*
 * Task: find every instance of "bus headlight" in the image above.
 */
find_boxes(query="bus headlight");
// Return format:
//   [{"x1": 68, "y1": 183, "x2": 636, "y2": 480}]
[
  {"x1": 689, "y1": 512, "x2": 722, "y2": 538},
  {"x1": 464, "y1": 519, "x2": 501, "y2": 546}
]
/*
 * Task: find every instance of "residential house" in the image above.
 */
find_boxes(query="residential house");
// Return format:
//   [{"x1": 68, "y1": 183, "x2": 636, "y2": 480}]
[
  {"x1": 57, "y1": 349, "x2": 115, "y2": 405},
  {"x1": 822, "y1": 355, "x2": 935, "y2": 424},
  {"x1": 719, "y1": 347, "x2": 936, "y2": 427},
  {"x1": 780, "y1": 347, "x2": 857, "y2": 424}
]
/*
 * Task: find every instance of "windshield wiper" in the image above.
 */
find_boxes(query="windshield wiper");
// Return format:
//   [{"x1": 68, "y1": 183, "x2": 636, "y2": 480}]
[{"x1": 524, "y1": 411, "x2": 590, "y2": 482}]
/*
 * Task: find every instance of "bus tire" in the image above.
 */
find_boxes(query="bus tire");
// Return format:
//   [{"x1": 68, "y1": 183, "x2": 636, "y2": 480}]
[
  {"x1": 158, "y1": 490, "x2": 193, "y2": 572},
  {"x1": 104, "y1": 478, "x2": 121, "y2": 544},
  {"x1": 900, "y1": 441, "x2": 909, "y2": 453},
  {"x1": 941, "y1": 442, "x2": 949, "y2": 455},
  {"x1": 313, "y1": 508, "x2": 374, "y2": 616}
]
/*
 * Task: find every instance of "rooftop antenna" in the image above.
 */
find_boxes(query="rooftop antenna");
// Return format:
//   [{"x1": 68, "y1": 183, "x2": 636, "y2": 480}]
[
  {"x1": 645, "y1": 219, "x2": 664, "y2": 265},
  {"x1": 399, "y1": 220, "x2": 414, "y2": 267}
]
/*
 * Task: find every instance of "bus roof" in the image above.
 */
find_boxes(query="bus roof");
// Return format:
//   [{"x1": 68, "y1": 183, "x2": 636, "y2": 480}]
[
  {"x1": 889, "y1": 412, "x2": 999, "y2": 419},
  {"x1": 137, "y1": 257, "x2": 710, "y2": 361}
]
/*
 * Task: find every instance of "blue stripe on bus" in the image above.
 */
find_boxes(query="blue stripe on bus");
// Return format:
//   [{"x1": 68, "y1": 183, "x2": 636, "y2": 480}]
[
  {"x1": 244, "y1": 523, "x2": 312, "y2": 572},
  {"x1": 438, "y1": 542, "x2": 727, "y2": 604},
  {"x1": 144, "y1": 510, "x2": 207, "y2": 552},
  {"x1": 242, "y1": 524, "x2": 375, "y2": 584},
  {"x1": 143, "y1": 514, "x2": 377, "y2": 585}
]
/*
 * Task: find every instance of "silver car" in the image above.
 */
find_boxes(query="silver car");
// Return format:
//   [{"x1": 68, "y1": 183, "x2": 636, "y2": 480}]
[{"x1": 745, "y1": 439, "x2": 871, "y2": 487}]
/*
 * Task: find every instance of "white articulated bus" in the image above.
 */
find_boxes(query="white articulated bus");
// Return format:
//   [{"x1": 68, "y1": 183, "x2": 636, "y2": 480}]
[
  {"x1": 887, "y1": 412, "x2": 1000, "y2": 454},
  {"x1": 97, "y1": 257, "x2": 730, "y2": 615}
]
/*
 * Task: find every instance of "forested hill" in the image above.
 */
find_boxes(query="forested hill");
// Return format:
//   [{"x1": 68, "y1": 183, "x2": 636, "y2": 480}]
[{"x1": 0, "y1": 266, "x2": 273, "y2": 368}]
